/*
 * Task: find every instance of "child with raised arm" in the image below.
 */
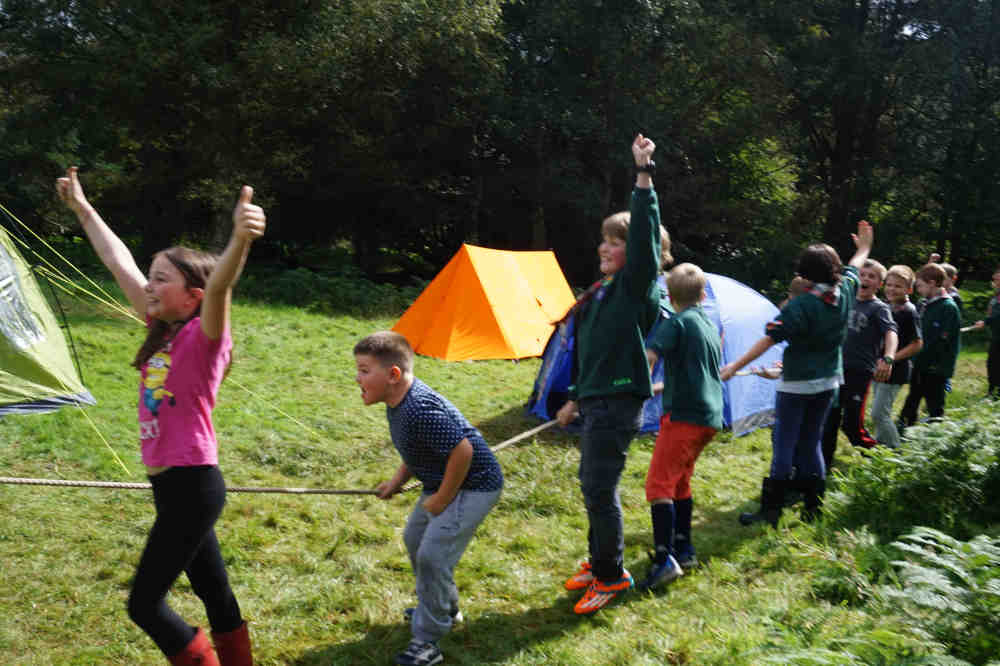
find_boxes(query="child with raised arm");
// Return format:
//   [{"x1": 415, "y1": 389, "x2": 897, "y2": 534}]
[
  {"x1": 639, "y1": 263, "x2": 722, "y2": 589},
  {"x1": 819, "y1": 259, "x2": 897, "y2": 468},
  {"x1": 720, "y1": 222, "x2": 873, "y2": 526},
  {"x1": 869, "y1": 265, "x2": 923, "y2": 447},
  {"x1": 555, "y1": 134, "x2": 663, "y2": 615},
  {"x1": 358, "y1": 331, "x2": 502, "y2": 666},
  {"x1": 57, "y1": 168, "x2": 262, "y2": 666},
  {"x1": 898, "y1": 263, "x2": 962, "y2": 428}
]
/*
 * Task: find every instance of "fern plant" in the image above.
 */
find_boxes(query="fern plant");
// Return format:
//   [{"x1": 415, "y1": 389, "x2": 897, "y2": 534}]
[
  {"x1": 882, "y1": 527, "x2": 1000, "y2": 666},
  {"x1": 824, "y1": 407, "x2": 1000, "y2": 542}
]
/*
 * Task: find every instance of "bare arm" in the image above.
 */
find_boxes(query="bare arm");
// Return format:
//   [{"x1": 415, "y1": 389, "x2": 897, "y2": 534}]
[
  {"x1": 422, "y1": 438, "x2": 474, "y2": 516},
  {"x1": 646, "y1": 348, "x2": 664, "y2": 394},
  {"x1": 200, "y1": 186, "x2": 266, "y2": 340},
  {"x1": 376, "y1": 463, "x2": 413, "y2": 499},
  {"x1": 873, "y1": 329, "x2": 899, "y2": 382},
  {"x1": 56, "y1": 167, "x2": 148, "y2": 318},
  {"x1": 894, "y1": 337, "x2": 923, "y2": 362},
  {"x1": 720, "y1": 336, "x2": 777, "y2": 381}
]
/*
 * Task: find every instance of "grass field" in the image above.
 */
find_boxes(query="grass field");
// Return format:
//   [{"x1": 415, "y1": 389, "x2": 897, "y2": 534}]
[{"x1": 1, "y1": 295, "x2": 996, "y2": 665}]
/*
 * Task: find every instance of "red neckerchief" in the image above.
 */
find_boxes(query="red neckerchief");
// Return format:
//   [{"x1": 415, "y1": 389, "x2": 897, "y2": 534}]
[{"x1": 562, "y1": 275, "x2": 614, "y2": 323}]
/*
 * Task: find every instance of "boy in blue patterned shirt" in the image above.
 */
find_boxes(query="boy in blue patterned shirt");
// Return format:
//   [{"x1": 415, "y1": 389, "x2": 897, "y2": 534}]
[{"x1": 355, "y1": 331, "x2": 503, "y2": 666}]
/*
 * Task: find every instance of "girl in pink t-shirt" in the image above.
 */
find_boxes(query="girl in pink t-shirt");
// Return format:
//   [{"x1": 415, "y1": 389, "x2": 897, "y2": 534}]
[{"x1": 57, "y1": 167, "x2": 263, "y2": 666}]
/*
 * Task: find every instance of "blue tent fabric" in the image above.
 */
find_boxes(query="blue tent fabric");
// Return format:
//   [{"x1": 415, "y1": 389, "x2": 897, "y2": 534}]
[
  {"x1": 528, "y1": 317, "x2": 576, "y2": 426},
  {"x1": 527, "y1": 273, "x2": 785, "y2": 437}
]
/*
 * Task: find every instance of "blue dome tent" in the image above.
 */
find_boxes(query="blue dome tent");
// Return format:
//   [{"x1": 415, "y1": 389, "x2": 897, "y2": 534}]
[{"x1": 528, "y1": 273, "x2": 785, "y2": 436}]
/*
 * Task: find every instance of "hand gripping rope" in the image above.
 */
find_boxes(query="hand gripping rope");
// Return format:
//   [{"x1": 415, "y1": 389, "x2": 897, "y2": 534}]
[{"x1": 0, "y1": 420, "x2": 559, "y2": 496}]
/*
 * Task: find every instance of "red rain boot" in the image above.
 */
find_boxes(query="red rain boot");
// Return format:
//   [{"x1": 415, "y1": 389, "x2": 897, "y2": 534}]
[
  {"x1": 212, "y1": 622, "x2": 253, "y2": 666},
  {"x1": 168, "y1": 628, "x2": 220, "y2": 666}
]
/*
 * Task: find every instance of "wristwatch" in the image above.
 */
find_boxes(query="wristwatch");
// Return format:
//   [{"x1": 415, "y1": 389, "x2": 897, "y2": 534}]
[
  {"x1": 636, "y1": 160, "x2": 656, "y2": 174},
  {"x1": 882, "y1": 355, "x2": 894, "y2": 364}
]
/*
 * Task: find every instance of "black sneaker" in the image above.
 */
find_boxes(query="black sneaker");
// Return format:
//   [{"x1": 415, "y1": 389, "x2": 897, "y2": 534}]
[
  {"x1": 404, "y1": 606, "x2": 463, "y2": 623},
  {"x1": 395, "y1": 640, "x2": 443, "y2": 666}
]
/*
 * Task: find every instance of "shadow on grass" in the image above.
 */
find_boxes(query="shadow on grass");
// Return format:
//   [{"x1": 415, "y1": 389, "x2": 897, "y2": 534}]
[
  {"x1": 294, "y1": 596, "x2": 605, "y2": 665},
  {"x1": 474, "y1": 404, "x2": 579, "y2": 451},
  {"x1": 623, "y1": 498, "x2": 772, "y2": 573}
]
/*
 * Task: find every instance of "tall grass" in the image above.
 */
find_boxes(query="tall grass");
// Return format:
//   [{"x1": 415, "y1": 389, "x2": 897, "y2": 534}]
[{"x1": 1, "y1": 292, "x2": 997, "y2": 664}]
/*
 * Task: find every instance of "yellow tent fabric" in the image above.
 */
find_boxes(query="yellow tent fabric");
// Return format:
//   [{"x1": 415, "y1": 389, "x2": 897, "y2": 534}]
[{"x1": 392, "y1": 244, "x2": 576, "y2": 361}]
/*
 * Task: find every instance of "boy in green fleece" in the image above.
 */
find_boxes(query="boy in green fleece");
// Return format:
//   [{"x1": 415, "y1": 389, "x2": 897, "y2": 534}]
[
  {"x1": 556, "y1": 134, "x2": 665, "y2": 615},
  {"x1": 639, "y1": 263, "x2": 723, "y2": 589},
  {"x1": 898, "y1": 263, "x2": 962, "y2": 427}
]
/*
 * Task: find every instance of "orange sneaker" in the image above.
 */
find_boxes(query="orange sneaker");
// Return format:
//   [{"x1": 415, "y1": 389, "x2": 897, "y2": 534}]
[
  {"x1": 573, "y1": 569, "x2": 633, "y2": 615},
  {"x1": 564, "y1": 561, "x2": 595, "y2": 591}
]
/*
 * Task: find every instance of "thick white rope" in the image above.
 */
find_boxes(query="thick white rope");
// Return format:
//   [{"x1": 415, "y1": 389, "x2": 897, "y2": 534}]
[{"x1": 0, "y1": 419, "x2": 560, "y2": 496}]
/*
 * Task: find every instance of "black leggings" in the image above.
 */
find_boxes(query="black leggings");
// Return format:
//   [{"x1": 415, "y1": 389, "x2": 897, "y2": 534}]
[{"x1": 127, "y1": 465, "x2": 243, "y2": 657}]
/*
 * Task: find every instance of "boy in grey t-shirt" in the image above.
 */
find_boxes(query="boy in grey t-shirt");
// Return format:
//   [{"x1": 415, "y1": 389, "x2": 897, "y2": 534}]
[{"x1": 821, "y1": 259, "x2": 898, "y2": 469}]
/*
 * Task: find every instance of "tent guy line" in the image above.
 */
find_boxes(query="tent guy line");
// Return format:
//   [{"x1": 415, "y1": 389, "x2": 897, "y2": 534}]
[{"x1": 0, "y1": 420, "x2": 560, "y2": 495}]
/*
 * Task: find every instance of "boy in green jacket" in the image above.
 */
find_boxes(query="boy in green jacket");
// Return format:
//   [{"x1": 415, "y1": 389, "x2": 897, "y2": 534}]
[
  {"x1": 899, "y1": 263, "x2": 962, "y2": 427},
  {"x1": 639, "y1": 263, "x2": 723, "y2": 589},
  {"x1": 556, "y1": 134, "x2": 665, "y2": 615}
]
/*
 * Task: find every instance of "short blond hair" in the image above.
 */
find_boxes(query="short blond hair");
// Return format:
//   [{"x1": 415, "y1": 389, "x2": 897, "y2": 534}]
[
  {"x1": 940, "y1": 262, "x2": 958, "y2": 280},
  {"x1": 885, "y1": 265, "x2": 915, "y2": 289},
  {"x1": 354, "y1": 331, "x2": 414, "y2": 374},
  {"x1": 667, "y1": 263, "x2": 706, "y2": 308},
  {"x1": 601, "y1": 212, "x2": 673, "y2": 268}
]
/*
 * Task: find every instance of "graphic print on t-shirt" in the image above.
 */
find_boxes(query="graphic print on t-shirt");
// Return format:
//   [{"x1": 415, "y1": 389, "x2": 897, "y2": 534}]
[{"x1": 142, "y1": 348, "x2": 176, "y2": 416}]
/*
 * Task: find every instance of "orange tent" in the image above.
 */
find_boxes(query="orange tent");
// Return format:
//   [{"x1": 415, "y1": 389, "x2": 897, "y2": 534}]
[{"x1": 392, "y1": 244, "x2": 576, "y2": 361}]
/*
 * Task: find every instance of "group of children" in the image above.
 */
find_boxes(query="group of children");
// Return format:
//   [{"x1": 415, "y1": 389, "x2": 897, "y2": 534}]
[{"x1": 56, "y1": 130, "x2": 984, "y2": 666}]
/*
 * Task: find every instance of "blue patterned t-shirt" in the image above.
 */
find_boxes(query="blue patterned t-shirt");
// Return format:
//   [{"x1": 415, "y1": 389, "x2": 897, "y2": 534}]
[{"x1": 386, "y1": 378, "x2": 503, "y2": 493}]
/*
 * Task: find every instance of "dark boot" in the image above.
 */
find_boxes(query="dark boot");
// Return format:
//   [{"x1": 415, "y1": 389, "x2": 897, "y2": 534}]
[
  {"x1": 738, "y1": 478, "x2": 785, "y2": 528},
  {"x1": 640, "y1": 501, "x2": 683, "y2": 589},
  {"x1": 212, "y1": 622, "x2": 253, "y2": 666},
  {"x1": 673, "y1": 497, "x2": 696, "y2": 568},
  {"x1": 168, "y1": 628, "x2": 220, "y2": 666},
  {"x1": 800, "y1": 477, "x2": 826, "y2": 522}
]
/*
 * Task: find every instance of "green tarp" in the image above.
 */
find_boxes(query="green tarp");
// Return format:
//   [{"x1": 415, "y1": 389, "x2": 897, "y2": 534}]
[{"x1": 0, "y1": 224, "x2": 95, "y2": 415}]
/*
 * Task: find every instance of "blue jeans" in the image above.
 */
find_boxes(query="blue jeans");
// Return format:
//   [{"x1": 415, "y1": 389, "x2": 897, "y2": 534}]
[
  {"x1": 404, "y1": 488, "x2": 501, "y2": 643},
  {"x1": 577, "y1": 394, "x2": 643, "y2": 582},
  {"x1": 770, "y1": 390, "x2": 835, "y2": 480},
  {"x1": 870, "y1": 382, "x2": 903, "y2": 448}
]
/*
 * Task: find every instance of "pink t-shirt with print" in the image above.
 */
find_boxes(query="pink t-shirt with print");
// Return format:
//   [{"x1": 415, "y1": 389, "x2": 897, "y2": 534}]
[{"x1": 137, "y1": 317, "x2": 232, "y2": 467}]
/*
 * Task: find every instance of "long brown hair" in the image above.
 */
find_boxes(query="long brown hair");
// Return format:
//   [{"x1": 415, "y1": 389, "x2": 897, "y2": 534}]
[{"x1": 133, "y1": 246, "x2": 219, "y2": 370}]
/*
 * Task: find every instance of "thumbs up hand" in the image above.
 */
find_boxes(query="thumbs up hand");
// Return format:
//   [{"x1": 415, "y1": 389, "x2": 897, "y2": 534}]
[
  {"x1": 232, "y1": 185, "x2": 265, "y2": 243},
  {"x1": 56, "y1": 167, "x2": 91, "y2": 216}
]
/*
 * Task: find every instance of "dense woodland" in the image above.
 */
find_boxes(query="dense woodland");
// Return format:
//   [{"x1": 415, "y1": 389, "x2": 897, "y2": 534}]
[{"x1": 1, "y1": 0, "x2": 998, "y2": 292}]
